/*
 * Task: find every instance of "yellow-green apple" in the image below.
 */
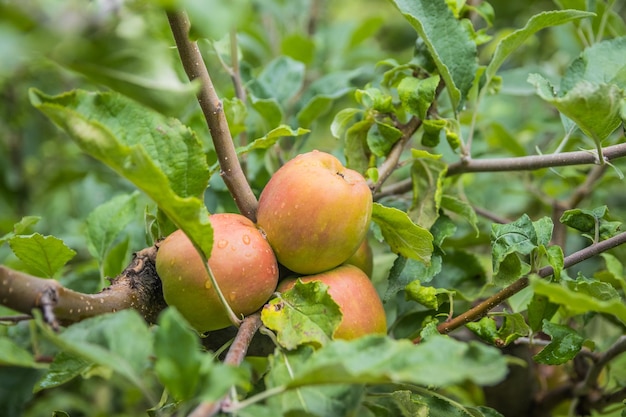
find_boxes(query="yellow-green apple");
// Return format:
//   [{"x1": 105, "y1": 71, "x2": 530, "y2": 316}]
[
  {"x1": 257, "y1": 150, "x2": 372, "y2": 275},
  {"x1": 278, "y1": 265, "x2": 387, "y2": 340},
  {"x1": 156, "y1": 213, "x2": 279, "y2": 332},
  {"x1": 345, "y1": 237, "x2": 374, "y2": 277}
]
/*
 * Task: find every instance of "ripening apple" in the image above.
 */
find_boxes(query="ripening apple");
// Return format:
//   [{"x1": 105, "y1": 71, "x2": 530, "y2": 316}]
[
  {"x1": 345, "y1": 237, "x2": 374, "y2": 277},
  {"x1": 278, "y1": 264, "x2": 387, "y2": 340},
  {"x1": 257, "y1": 150, "x2": 372, "y2": 275},
  {"x1": 156, "y1": 213, "x2": 279, "y2": 332}
]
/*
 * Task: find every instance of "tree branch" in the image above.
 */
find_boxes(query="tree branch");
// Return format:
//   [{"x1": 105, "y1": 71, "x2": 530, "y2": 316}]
[
  {"x1": 432, "y1": 230, "x2": 626, "y2": 338},
  {"x1": 166, "y1": 10, "x2": 258, "y2": 221},
  {"x1": 576, "y1": 335, "x2": 626, "y2": 396},
  {"x1": 0, "y1": 247, "x2": 166, "y2": 328},
  {"x1": 376, "y1": 142, "x2": 626, "y2": 199},
  {"x1": 189, "y1": 313, "x2": 263, "y2": 417},
  {"x1": 369, "y1": 117, "x2": 422, "y2": 194}
]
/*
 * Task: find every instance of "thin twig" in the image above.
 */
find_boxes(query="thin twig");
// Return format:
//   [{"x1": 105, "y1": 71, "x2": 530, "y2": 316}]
[
  {"x1": 188, "y1": 313, "x2": 263, "y2": 417},
  {"x1": 431, "y1": 231, "x2": 626, "y2": 338},
  {"x1": 166, "y1": 10, "x2": 258, "y2": 221},
  {"x1": 376, "y1": 142, "x2": 626, "y2": 198},
  {"x1": 370, "y1": 116, "x2": 422, "y2": 193},
  {"x1": 575, "y1": 335, "x2": 626, "y2": 396}
]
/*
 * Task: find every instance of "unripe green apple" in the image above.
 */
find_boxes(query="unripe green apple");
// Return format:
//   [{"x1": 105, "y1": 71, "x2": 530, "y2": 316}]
[
  {"x1": 278, "y1": 265, "x2": 387, "y2": 340},
  {"x1": 345, "y1": 237, "x2": 374, "y2": 277},
  {"x1": 156, "y1": 213, "x2": 279, "y2": 332},
  {"x1": 257, "y1": 150, "x2": 372, "y2": 275}
]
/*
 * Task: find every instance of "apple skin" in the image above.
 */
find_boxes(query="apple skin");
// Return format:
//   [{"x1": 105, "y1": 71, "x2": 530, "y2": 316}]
[
  {"x1": 344, "y1": 238, "x2": 373, "y2": 277},
  {"x1": 278, "y1": 265, "x2": 387, "y2": 340},
  {"x1": 156, "y1": 213, "x2": 279, "y2": 332},
  {"x1": 257, "y1": 150, "x2": 373, "y2": 275}
]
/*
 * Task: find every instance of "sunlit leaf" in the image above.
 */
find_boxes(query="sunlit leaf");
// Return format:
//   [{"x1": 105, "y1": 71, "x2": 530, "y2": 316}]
[
  {"x1": 372, "y1": 203, "x2": 433, "y2": 265},
  {"x1": 398, "y1": 75, "x2": 440, "y2": 120},
  {"x1": 531, "y1": 277, "x2": 626, "y2": 325},
  {"x1": 30, "y1": 89, "x2": 214, "y2": 259},
  {"x1": 485, "y1": 10, "x2": 594, "y2": 83},
  {"x1": 283, "y1": 334, "x2": 507, "y2": 388},
  {"x1": 409, "y1": 151, "x2": 447, "y2": 230},
  {"x1": 236, "y1": 125, "x2": 309, "y2": 155},
  {"x1": 390, "y1": 0, "x2": 478, "y2": 110},
  {"x1": 8, "y1": 233, "x2": 76, "y2": 278},
  {"x1": 85, "y1": 192, "x2": 139, "y2": 264},
  {"x1": 262, "y1": 280, "x2": 341, "y2": 350}
]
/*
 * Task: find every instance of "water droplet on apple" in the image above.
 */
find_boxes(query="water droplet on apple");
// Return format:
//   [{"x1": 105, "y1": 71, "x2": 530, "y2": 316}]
[
  {"x1": 217, "y1": 239, "x2": 228, "y2": 249},
  {"x1": 229, "y1": 292, "x2": 237, "y2": 302},
  {"x1": 242, "y1": 234, "x2": 251, "y2": 245},
  {"x1": 205, "y1": 281, "x2": 212, "y2": 289}
]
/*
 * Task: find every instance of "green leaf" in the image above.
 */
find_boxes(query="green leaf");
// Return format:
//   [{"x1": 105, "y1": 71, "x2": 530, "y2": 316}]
[
  {"x1": 364, "y1": 389, "x2": 429, "y2": 417},
  {"x1": 35, "y1": 310, "x2": 154, "y2": 399},
  {"x1": 531, "y1": 277, "x2": 626, "y2": 325},
  {"x1": 331, "y1": 108, "x2": 363, "y2": 139},
  {"x1": 398, "y1": 75, "x2": 440, "y2": 120},
  {"x1": 390, "y1": 0, "x2": 478, "y2": 110},
  {"x1": 533, "y1": 320, "x2": 584, "y2": 365},
  {"x1": 34, "y1": 352, "x2": 92, "y2": 392},
  {"x1": 265, "y1": 349, "x2": 366, "y2": 417},
  {"x1": 372, "y1": 203, "x2": 433, "y2": 265},
  {"x1": 466, "y1": 317, "x2": 499, "y2": 346},
  {"x1": 0, "y1": 216, "x2": 41, "y2": 246},
  {"x1": 565, "y1": 275, "x2": 620, "y2": 301},
  {"x1": 485, "y1": 10, "x2": 594, "y2": 84},
  {"x1": 298, "y1": 70, "x2": 360, "y2": 128},
  {"x1": 251, "y1": 97, "x2": 284, "y2": 128},
  {"x1": 281, "y1": 32, "x2": 316, "y2": 64},
  {"x1": 421, "y1": 119, "x2": 446, "y2": 148},
  {"x1": 0, "y1": 337, "x2": 45, "y2": 368},
  {"x1": 467, "y1": 313, "x2": 530, "y2": 347},
  {"x1": 384, "y1": 255, "x2": 443, "y2": 301},
  {"x1": 440, "y1": 195, "x2": 479, "y2": 237},
  {"x1": 236, "y1": 125, "x2": 309, "y2": 155},
  {"x1": 405, "y1": 280, "x2": 453, "y2": 310},
  {"x1": 355, "y1": 88, "x2": 395, "y2": 113},
  {"x1": 261, "y1": 280, "x2": 341, "y2": 350},
  {"x1": 184, "y1": 0, "x2": 252, "y2": 41},
  {"x1": 30, "y1": 89, "x2": 214, "y2": 259},
  {"x1": 367, "y1": 121, "x2": 403, "y2": 157},
  {"x1": 496, "y1": 312, "x2": 531, "y2": 346},
  {"x1": 285, "y1": 335, "x2": 507, "y2": 388},
  {"x1": 561, "y1": 36, "x2": 626, "y2": 93},
  {"x1": 223, "y1": 97, "x2": 248, "y2": 137},
  {"x1": 252, "y1": 56, "x2": 305, "y2": 104},
  {"x1": 154, "y1": 308, "x2": 203, "y2": 401},
  {"x1": 560, "y1": 206, "x2": 622, "y2": 242},
  {"x1": 529, "y1": 74, "x2": 625, "y2": 145},
  {"x1": 85, "y1": 192, "x2": 138, "y2": 264},
  {"x1": 491, "y1": 215, "x2": 552, "y2": 284},
  {"x1": 409, "y1": 151, "x2": 447, "y2": 230},
  {"x1": 8, "y1": 233, "x2": 76, "y2": 278},
  {"x1": 527, "y1": 294, "x2": 559, "y2": 332},
  {"x1": 345, "y1": 119, "x2": 374, "y2": 174}
]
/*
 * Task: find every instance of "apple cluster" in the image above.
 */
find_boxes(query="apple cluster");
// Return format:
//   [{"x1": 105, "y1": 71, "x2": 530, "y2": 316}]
[{"x1": 155, "y1": 151, "x2": 387, "y2": 339}]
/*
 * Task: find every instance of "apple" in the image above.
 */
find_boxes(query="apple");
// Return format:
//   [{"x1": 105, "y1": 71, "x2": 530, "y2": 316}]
[
  {"x1": 257, "y1": 150, "x2": 372, "y2": 275},
  {"x1": 278, "y1": 265, "x2": 387, "y2": 340},
  {"x1": 345, "y1": 237, "x2": 373, "y2": 277},
  {"x1": 156, "y1": 213, "x2": 279, "y2": 332}
]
